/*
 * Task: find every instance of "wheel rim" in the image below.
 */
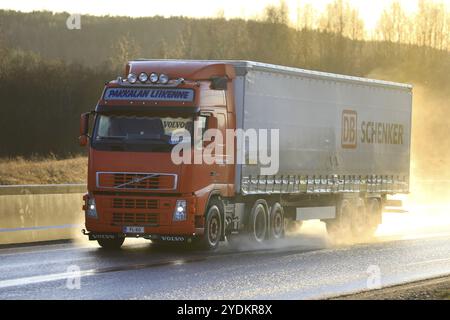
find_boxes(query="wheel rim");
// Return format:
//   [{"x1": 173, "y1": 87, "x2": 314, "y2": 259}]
[
  {"x1": 273, "y1": 210, "x2": 283, "y2": 238},
  {"x1": 253, "y1": 205, "x2": 266, "y2": 242},
  {"x1": 207, "y1": 207, "x2": 220, "y2": 247}
]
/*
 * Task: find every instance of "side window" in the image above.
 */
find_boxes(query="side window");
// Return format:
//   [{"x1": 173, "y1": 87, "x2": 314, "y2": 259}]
[
  {"x1": 195, "y1": 113, "x2": 226, "y2": 150},
  {"x1": 199, "y1": 115, "x2": 208, "y2": 133}
]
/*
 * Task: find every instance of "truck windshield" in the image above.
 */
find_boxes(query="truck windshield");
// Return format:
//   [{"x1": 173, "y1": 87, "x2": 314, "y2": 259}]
[{"x1": 92, "y1": 114, "x2": 194, "y2": 152}]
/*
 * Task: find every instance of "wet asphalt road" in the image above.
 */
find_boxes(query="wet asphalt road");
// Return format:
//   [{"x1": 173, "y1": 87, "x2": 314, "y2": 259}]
[{"x1": 1, "y1": 217, "x2": 449, "y2": 300}]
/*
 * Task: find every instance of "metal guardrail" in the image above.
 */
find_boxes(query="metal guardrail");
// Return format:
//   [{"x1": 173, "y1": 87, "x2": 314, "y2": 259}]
[
  {"x1": 0, "y1": 184, "x2": 86, "y2": 196},
  {"x1": 0, "y1": 184, "x2": 86, "y2": 244},
  {"x1": 0, "y1": 224, "x2": 83, "y2": 233}
]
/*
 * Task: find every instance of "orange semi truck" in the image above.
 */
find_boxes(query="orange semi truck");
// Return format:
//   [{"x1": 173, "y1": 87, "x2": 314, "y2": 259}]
[{"x1": 80, "y1": 60, "x2": 412, "y2": 250}]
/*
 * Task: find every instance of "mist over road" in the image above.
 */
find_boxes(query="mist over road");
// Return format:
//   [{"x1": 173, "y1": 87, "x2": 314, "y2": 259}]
[{"x1": 1, "y1": 211, "x2": 449, "y2": 300}]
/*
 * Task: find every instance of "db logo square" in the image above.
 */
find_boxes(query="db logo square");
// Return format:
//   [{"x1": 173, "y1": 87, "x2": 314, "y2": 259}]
[{"x1": 342, "y1": 110, "x2": 357, "y2": 149}]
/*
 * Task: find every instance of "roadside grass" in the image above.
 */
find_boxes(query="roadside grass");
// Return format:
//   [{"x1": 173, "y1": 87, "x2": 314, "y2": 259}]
[
  {"x1": 437, "y1": 289, "x2": 450, "y2": 300},
  {"x1": 0, "y1": 155, "x2": 87, "y2": 185}
]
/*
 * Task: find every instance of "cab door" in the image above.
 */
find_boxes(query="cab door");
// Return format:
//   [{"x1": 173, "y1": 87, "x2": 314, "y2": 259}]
[{"x1": 212, "y1": 111, "x2": 228, "y2": 185}]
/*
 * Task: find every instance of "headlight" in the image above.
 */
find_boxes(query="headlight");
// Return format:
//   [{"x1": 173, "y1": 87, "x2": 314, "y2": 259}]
[
  {"x1": 86, "y1": 198, "x2": 98, "y2": 219},
  {"x1": 127, "y1": 73, "x2": 137, "y2": 84},
  {"x1": 173, "y1": 200, "x2": 187, "y2": 221},
  {"x1": 138, "y1": 72, "x2": 148, "y2": 83},
  {"x1": 149, "y1": 72, "x2": 159, "y2": 83},
  {"x1": 159, "y1": 73, "x2": 169, "y2": 84}
]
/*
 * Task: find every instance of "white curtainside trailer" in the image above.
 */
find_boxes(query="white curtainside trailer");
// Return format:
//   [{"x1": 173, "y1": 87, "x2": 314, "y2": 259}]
[
  {"x1": 224, "y1": 61, "x2": 412, "y2": 242},
  {"x1": 230, "y1": 61, "x2": 412, "y2": 197}
]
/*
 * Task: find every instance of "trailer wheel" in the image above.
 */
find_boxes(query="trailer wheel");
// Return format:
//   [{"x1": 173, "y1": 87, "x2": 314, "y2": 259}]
[
  {"x1": 351, "y1": 198, "x2": 368, "y2": 240},
  {"x1": 197, "y1": 203, "x2": 222, "y2": 251},
  {"x1": 350, "y1": 198, "x2": 382, "y2": 242},
  {"x1": 326, "y1": 199, "x2": 353, "y2": 244},
  {"x1": 270, "y1": 203, "x2": 285, "y2": 240},
  {"x1": 365, "y1": 198, "x2": 382, "y2": 236},
  {"x1": 97, "y1": 237, "x2": 125, "y2": 250},
  {"x1": 285, "y1": 219, "x2": 303, "y2": 233},
  {"x1": 248, "y1": 200, "x2": 268, "y2": 243}
]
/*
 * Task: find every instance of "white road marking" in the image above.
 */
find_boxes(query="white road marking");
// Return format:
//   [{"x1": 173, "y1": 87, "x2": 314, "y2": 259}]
[
  {"x1": 406, "y1": 257, "x2": 450, "y2": 267},
  {"x1": 0, "y1": 269, "x2": 97, "y2": 289},
  {"x1": 0, "y1": 245, "x2": 91, "y2": 257}
]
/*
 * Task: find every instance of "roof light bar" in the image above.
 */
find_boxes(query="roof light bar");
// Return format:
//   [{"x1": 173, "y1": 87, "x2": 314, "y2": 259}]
[
  {"x1": 149, "y1": 73, "x2": 159, "y2": 83},
  {"x1": 159, "y1": 73, "x2": 169, "y2": 84},
  {"x1": 138, "y1": 72, "x2": 148, "y2": 83},
  {"x1": 127, "y1": 73, "x2": 137, "y2": 84}
]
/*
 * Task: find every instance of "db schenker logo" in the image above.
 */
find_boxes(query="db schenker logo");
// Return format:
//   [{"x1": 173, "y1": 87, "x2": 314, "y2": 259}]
[{"x1": 342, "y1": 110, "x2": 357, "y2": 149}]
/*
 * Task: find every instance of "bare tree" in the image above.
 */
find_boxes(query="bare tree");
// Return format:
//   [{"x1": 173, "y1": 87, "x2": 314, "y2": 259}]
[
  {"x1": 109, "y1": 34, "x2": 142, "y2": 71},
  {"x1": 319, "y1": 0, "x2": 365, "y2": 40},
  {"x1": 427, "y1": 2, "x2": 446, "y2": 50},
  {"x1": 263, "y1": 0, "x2": 289, "y2": 25},
  {"x1": 376, "y1": 1, "x2": 409, "y2": 43},
  {"x1": 415, "y1": 0, "x2": 448, "y2": 50},
  {"x1": 296, "y1": 3, "x2": 316, "y2": 30}
]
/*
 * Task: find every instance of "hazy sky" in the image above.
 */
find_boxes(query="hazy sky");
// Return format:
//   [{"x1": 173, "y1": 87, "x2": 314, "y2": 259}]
[{"x1": 0, "y1": 0, "x2": 445, "y2": 30}]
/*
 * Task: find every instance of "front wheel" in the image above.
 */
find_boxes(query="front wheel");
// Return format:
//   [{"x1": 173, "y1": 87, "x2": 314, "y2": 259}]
[
  {"x1": 97, "y1": 237, "x2": 125, "y2": 250},
  {"x1": 197, "y1": 203, "x2": 222, "y2": 251}
]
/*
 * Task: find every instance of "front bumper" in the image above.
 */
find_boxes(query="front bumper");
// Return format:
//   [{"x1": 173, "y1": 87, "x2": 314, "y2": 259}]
[
  {"x1": 84, "y1": 193, "x2": 200, "y2": 237},
  {"x1": 82, "y1": 229, "x2": 195, "y2": 243}
]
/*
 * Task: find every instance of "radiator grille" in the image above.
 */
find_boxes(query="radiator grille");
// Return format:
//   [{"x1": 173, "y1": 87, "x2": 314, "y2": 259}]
[
  {"x1": 112, "y1": 198, "x2": 158, "y2": 209},
  {"x1": 97, "y1": 172, "x2": 177, "y2": 190},
  {"x1": 112, "y1": 212, "x2": 159, "y2": 226}
]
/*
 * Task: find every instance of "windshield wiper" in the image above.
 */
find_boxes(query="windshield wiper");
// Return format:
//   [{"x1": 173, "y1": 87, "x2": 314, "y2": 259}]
[
  {"x1": 125, "y1": 134, "x2": 173, "y2": 144},
  {"x1": 95, "y1": 136, "x2": 125, "y2": 142}
]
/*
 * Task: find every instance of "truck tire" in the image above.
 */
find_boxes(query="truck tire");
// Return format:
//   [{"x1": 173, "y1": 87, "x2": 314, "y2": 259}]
[
  {"x1": 365, "y1": 198, "x2": 382, "y2": 237},
  {"x1": 285, "y1": 219, "x2": 303, "y2": 233},
  {"x1": 248, "y1": 200, "x2": 268, "y2": 243},
  {"x1": 351, "y1": 198, "x2": 369, "y2": 240},
  {"x1": 269, "y1": 203, "x2": 285, "y2": 240},
  {"x1": 197, "y1": 203, "x2": 222, "y2": 251},
  {"x1": 349, "y1": 197, "x2": 382, "y2": 242},
  {"x1": 97, "y1": 237, "x2": 125, "y2": 250},
  {"x1": 326, "y1": 199, "x2": 353, "y2": 244}
]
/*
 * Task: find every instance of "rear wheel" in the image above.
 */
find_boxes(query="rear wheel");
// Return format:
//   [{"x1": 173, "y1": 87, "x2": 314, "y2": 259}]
[
  {"x1": 326, "y1": 199, "x2": 354, "y2": 244},
  {"x1": 269, "y1": 203, "x2": 285, "y2": 240},
  {"x1": 351, "y1": 198, "x2": 381, "y2": 242},
  {"x1": 248, "y1": 200, "x2": 268, "y2": 244},
  {"x1": 97, "y1": 237, "x2": 125, "y2": 250},
  {"x1": 285, "y1": 219, "x2": 303, "y2": 233},
  {"x1": 351, "y1": 198, "x2": 368, "y2": 240},
  {"x1": 364, "y1": 198, "x2": 382, "y2": 237}
]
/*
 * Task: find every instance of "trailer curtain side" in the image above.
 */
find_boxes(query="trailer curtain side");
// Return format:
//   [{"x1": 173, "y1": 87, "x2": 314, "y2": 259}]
[{"x1": 232, "y1": 62, "x2": 412, "y2": 196}]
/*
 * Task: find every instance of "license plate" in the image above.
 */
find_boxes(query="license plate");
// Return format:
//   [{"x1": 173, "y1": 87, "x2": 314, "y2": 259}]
[{"x1": 123, "y1": 226, "x2": 145, "y2": 234}]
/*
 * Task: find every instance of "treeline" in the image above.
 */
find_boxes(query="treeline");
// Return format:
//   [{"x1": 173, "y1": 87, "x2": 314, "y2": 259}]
[
  {"x1": 1, "y1": 0, "x2": 450, "y2": 68},
  {"x1": 0, "y1": 2, "x2": 449, "y2": 157},
  {"x1": 0, "y1": 50, "x2": 113, "y2": 156},
  {"x1": 292, "y1": 0, "x2": 450, "y2": 50}
]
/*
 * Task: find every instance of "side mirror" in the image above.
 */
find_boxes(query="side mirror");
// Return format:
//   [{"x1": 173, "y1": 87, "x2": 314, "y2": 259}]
[
  {"x1": 79, "y1": 135, "x2": 88, "y2": 147},
  {"x1": 79, "y1": 112, "x2": 91, "y2": 147},
  {"x1": 210, "y1": 76, "x2": 228, "y2": 90}
]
